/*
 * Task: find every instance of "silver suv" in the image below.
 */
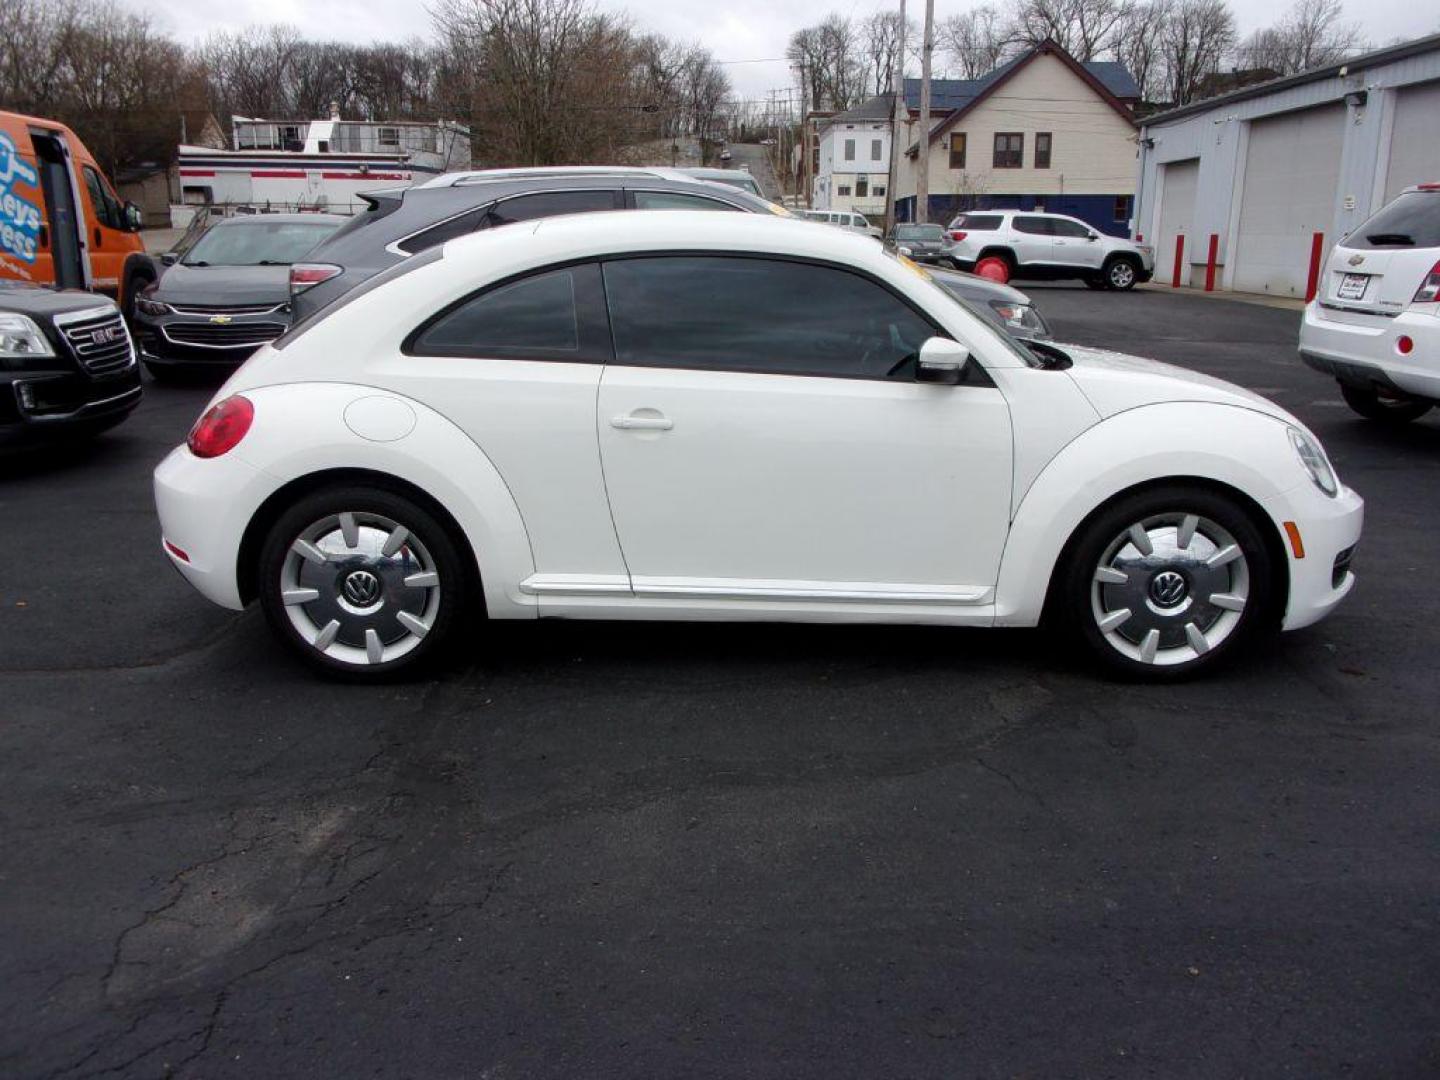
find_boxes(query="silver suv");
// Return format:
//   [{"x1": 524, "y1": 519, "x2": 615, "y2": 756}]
[{"x1": 945, "y1": 210, "x2": 1154, "y2": 291}]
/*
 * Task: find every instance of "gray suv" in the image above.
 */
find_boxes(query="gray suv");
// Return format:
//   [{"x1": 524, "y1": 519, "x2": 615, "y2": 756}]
[{"x1": 288, "y1": 167, "x2": 788, "y2": 319}]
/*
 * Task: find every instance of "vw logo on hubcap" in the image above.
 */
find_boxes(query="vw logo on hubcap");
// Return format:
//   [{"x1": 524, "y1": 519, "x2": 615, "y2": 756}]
[
  {"x1": 1148, "y1": 570, "x2": 1188, "y2": 608},
  {"x1": 342, "y1": 569, "x2": 382, "y2": 607}
]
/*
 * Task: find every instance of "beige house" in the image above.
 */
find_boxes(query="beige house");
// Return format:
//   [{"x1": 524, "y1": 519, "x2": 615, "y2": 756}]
[{"x1": 896, "y1": 41, "x2": 1142, "y2": 235}]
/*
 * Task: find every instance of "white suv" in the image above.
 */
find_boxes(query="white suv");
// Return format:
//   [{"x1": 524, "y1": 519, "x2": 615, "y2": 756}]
[
  {"x1": 945, "y1": 210, "x2": 1154, "y2": 290},
  {"x1": 1299, "y1": 184, "x2": 1440, "y2": 424}
]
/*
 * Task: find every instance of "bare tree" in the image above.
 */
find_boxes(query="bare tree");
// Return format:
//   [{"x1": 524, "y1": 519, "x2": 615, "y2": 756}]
[
  {"x1": 787, "y1": 15, "x2": 866, "y2": 111},
  {"x1": 936, "y1": 5, "x2": 1011, "y2": 79},
  {"x1": 1161, "y1": 0, "x2": 1237, "y2": 105},
  {"x1": 1111, "y1": 0, "x2": 1171, "y2": 100},
  {"x1": 861, "y1": 11, "x2": 904, "y2": 96},
  {"x1": 1237, "y1": 0, "x2": 1365, "y2": 75},
  {"x1": 1008, "y1": 0, "x2": 1130, "y2": 61}
]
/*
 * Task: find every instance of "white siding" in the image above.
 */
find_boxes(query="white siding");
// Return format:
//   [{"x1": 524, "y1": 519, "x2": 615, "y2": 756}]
[{"x1": 1385, "y1": 79, "x2": 1440, "y2": 198}]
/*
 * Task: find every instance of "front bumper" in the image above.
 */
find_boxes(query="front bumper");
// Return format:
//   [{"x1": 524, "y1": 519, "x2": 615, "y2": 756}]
[
  {"x1": 133, "y1": 310, "x2": 289, "y2": 370},
  {"x1": 154, "y1": 443, "x2": 276, "y2": 610},
  {"x1": 1264, "y1": 480, "x2": 1365, "y2": 632},
  {"x1": 1, "y1": 364, "x2": 142, "y2": 445},
  {"x1": 1299, "y1": 302, "x2": 1440, "y2": 404}
]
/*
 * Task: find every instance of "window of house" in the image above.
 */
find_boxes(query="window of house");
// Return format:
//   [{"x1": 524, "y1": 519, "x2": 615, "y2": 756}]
[
  {"x1": 378, "y1": 127, "x2": 400, "y2": 147},
  {"x1": 837, "y1": 185, "x2": 852, "y2": 196},
  {"x1": 856, "y1": 178, "x2": 869, "y2": 197},
  {"x1": 874, "y1": 185, "x2": 886, "y2": 197},
  {"x1": 601, "y1": 256, "x2": 936, "y2": 381},
  {"x1": 993, "y1": 133, "x2": 1023, "y2": 168},
  {"x1": 1114, "y1": 195, "x2": 1131, "y2": 222},
  {"x1": 409, "y1": 263, "x2": 610, "y2": 361},
  {"x1": 948, "y1": 133, "x2": 966, "y2": 170},
  {"x1": 1035, "y1": 133, "x2": 1052, "y2": 169},
  {"x1": 871, "y1": 138, "x2": 883, "y2": 160},
  {"x1": 844, "y1": 139, "x2": 855, "y2": 161}
]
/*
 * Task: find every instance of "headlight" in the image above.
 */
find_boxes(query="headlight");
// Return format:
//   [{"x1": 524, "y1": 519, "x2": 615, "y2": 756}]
[
  {"x1": 988, "y1": 299, "x2": 1048, "y2": 335},
  {"x1": 0, "y1": 313, "x2": 56, "y2": 359},
  {"x1": 135, "y1": 296, "x2": 169, "y2": 317},
  {"x1": 1288, "y1": 426, "x2": 1338, "y2": 497}
]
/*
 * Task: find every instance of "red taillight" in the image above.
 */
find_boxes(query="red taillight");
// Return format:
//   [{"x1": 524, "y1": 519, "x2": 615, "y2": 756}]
[
  {"x1": 1136, "y1": 232, "x2": 1144, "y2": 242},
  {"x1": 950, "y1": 231, "x2": 967, "y2": 241},
  {"x1": 1413, "y1": 260, "x2": 1440, "y2": 303},
  {"x1": 1416, "y1": 182, "x2": 1440, "y2": 191},
  {"x1": 164, "y1": 539, "x2": 191, "y2": 563},
  {"x1": 1397, "y1": 335, "x2": 1414, "y2": 355},
  {"x1": 187, "y1": 395, "x2": 254, "y2": 459},
  {"x1": 289, "y1": 263, "x2": 342, "y2": 296}
]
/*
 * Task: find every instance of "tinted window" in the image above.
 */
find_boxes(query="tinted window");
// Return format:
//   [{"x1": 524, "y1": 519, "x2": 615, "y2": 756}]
[
  {"x1": 396, "y1": 207, "x2": 489, "y2": 255},
  {"x1": 956, "y1": 214, "x2": 1002, "y2": 231},
  {"x1": 410, "y1": 262, "x2": 610, "y2": 362},
  {"x1": 1013, "y1": 216, "x2": 1052, "y2": 236},
  {"x1": 602, "y1": 256, "x2": 936, "y2": 380},
  {"x1": 485, "y1": 190, "x2": 618, "y2": 227},
  {"x1": 1050, "y1": 218, "x2": 1091, "y2": 238},
  {"x1": 1343, "y1": 192, "x2": 1440, "y2": 249},
  {"x1": 632, "y1": 190, "x2": 741, "y2": 211}
]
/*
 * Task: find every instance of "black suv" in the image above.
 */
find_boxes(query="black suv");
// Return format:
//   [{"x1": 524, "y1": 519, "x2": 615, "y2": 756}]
[
  {"x1": 1, "y1": 283, "x2": 141, "y2": 446},
  {"x1": 288, "y1": 167, "x2": 787, "y2": 320}
]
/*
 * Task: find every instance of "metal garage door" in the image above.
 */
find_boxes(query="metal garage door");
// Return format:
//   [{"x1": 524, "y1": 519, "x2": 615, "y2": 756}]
[
  {"x1": 1385, "y1": 80, "x2": 1440, "y2": 199},
  {"x1": 1155, "y1": 159, "x2": 1198, "y2": 286},
  {"x1": 1232, "y1": 104, "x2": 1344, "y2": 296}
]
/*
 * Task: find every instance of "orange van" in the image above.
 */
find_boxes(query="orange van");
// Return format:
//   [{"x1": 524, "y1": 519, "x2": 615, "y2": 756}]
[{"x1": 1, "y1": 110, "x2": 155, "y2": 316}]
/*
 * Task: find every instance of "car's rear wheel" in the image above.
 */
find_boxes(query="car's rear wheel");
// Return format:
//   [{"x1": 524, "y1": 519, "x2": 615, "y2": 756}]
[
  {"x1": 257, "y1": 486, "x2": 467, "y2": 679},
  {"x1": 1060, "y1": 486, "x2": 1276, "y2": 679},
  {"x1": 1103, "y1": 257, "x2": 1139, "y2": 291},
  {"x1": 974, "y1": 255, "x2": 1011, "y2": 284},
  {"x1": 1338, "y1": 381, "x2": 1432, "y2": 424}
]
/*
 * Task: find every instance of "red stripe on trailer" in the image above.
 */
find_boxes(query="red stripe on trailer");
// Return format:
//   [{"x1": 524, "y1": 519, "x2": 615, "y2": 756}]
[
  {"x1": 250, "y1": 170, "x2": 307, "y2": 178},
  {"x1": 321, "y1": 172, "x2": 410, "y2": 180},
  {"x1": 1305, "y1": 232, "x2": 1326, "y2": 302},
  {"x1": 178, "y1": 169, "x2": 216, "y2": 177}
]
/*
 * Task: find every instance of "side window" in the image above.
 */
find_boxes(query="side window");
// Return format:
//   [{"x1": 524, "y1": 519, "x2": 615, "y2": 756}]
[
  {"x1": 396, "y1": 207, "x2": 489, "y2": 255},
  {"x1": 1013, "y1": 216, "x2": 1053, "y2": 235},
  {"x1": 1051, "y1": 218, "x2": 1091, "y2": 238},
  {"x1": 632, "y1": 190, "x2": 741, "y2": 212},
  {"x1": 485, "y1": 189, "x2": 619, "y2": 227},
  {"x1": 602, "y1": 256, "x2": 937, "y2": 381},
  {"x1": 408, "y1": 262, "x2": 610, "y2": 362},
  {"x1": 82, "y1": 166, "x2": 121, "y2": 229}
]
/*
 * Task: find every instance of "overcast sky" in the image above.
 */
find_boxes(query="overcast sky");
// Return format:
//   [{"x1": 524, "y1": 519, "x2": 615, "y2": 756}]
[{"x1": 142, "y1": 0, "x2": 1439, "y2": 100}]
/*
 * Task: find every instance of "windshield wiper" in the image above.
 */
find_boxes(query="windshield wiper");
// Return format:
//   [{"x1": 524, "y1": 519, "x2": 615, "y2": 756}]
[
  {"x1": 256, "y1": 260, "x2": 286, "y2": 265},
  {"x1": 184, "y1": 260, "x2": 209, "y2": 267},
  {"x1": 1365, "y1": 232, "x2": 1414, "y2": 246}
]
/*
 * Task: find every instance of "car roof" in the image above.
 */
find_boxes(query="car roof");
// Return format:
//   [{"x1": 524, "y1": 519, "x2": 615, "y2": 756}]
[
  {"x1": 418, "y1": 166, "x2": 697, "y2": 189},
  {"x1": 210, "y1": 213, "x2": 348, "y2": 226}
]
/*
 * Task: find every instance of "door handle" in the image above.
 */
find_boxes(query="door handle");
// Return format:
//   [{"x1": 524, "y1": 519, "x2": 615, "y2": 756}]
[
  {"x1": 611, "y1": 414, "x2": 673, "y2": 431},
  {"x1": 93, "y1": 226, "x2": 102, "y2": 248}
]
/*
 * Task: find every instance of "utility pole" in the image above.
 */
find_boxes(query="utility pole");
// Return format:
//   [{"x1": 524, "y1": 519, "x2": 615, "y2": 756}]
[
  {"x1": 883, "y1": 0, "x2": 907, "y2": 233},
  {"x1": 796, "y1": 62, "x2": 812, "y2": 209},
  {"x1": 915, "y1": 0, "x2": 935, "y2": 224}
]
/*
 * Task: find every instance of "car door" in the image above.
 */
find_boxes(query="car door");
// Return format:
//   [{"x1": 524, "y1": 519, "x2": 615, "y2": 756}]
[
  {"x1": 1049, "y1": 216, "x2": 1103, "y2": 270},
  {"x1": 1009, "y1": 215, "x2": 1054, "y2": 267},
  {"x1": 594, "y1": 254, "x2": 1014, "y2": 603},
  {"x1": 397, "y1": 262, "x2": 632, "y2": 598}
]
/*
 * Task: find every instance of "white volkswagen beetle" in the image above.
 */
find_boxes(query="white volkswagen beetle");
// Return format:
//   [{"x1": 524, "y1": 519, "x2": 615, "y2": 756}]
[{"x1": 153, "y1": 212, "x2": 1363, "y2": 679}]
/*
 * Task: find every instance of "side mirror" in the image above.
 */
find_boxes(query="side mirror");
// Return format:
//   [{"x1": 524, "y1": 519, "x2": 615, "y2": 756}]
[
  {"x1": 916, "y1": 337, "x2": 970, "y2": 385},
  {"x1": 159, "y1": 252, "x2": 179, "y2": 266},
  {"x1": 123, "y1": 201, "x2": 144, "y2": 232},
  {"x1": 1086, "y1": 233, "x2": 1099, "y2": 241},
  {"x1": 897, "y1": 244, "x2": 914, "y2": 257}
]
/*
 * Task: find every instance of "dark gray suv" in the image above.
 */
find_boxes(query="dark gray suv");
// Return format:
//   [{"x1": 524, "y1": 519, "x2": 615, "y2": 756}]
[{"x1": 288, "y1": 167, "x2": 788, "y2": 320}]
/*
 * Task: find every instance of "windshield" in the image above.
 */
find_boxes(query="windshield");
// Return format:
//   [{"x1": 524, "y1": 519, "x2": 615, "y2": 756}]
[
  {"x1": 1341, "y1": 191, "x2": 1440, "y2": 249},
  {"x1": 708, "y1": 175, "x2": 762, "y2": 196},
  {"x1": 182, "y1": 220, "x2": 342, "y2": 266},
  {"x1": 896, "y1": 225, "x2": 944, "y2": 240}
]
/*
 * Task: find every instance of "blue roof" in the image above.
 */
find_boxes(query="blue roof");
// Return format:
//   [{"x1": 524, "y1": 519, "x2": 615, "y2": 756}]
[{"x1": 903, "y1": 58, "x2": 1139, "y2": 111}]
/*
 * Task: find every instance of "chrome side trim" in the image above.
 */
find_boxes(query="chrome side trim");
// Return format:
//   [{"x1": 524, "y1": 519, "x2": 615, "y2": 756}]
[{"x1": 520, "y1": 574, "x2": 991, "y2": 605}]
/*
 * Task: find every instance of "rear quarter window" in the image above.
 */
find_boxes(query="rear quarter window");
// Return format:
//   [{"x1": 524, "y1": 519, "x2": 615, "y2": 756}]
[{"x1": 956, "y1": 214, "x2": 1002, "y2": 231}]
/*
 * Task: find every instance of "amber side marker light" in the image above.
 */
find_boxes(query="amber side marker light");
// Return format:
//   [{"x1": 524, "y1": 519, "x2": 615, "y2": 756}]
[{"x1": 1283, "y1": 521, "x2": 1306, "y2": 559}]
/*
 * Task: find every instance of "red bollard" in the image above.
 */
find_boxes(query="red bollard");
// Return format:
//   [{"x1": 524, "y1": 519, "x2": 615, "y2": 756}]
[
  {"x1": 1204, "y1": 233, "x2": 1219, "y2": 292},
  {"x1": 1171, "y1": 234, "x2": 1185, "y2": 288},
  {"x1": 1305, "y1": 232, "x2": 1326, "y2": 302}
]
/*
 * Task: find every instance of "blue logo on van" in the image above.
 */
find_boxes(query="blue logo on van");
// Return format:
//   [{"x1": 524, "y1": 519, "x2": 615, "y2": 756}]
[{"x1": 0, "y1": 132, "x2": 43, "y2": 265}]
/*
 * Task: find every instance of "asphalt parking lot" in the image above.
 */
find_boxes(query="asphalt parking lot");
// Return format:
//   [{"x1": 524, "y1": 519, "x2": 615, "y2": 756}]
[{"x1": 3, "y1": 285, "x2": 1438, "y2": 1079}]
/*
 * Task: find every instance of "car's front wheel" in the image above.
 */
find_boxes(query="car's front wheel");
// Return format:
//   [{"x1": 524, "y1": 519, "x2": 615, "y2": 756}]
[
  {"x1": 1060, "y1": 486, "x2": 1276, "y2": 679},
  {"x1": 1103, "y1": 257, "x2": 1140, "y2": 290},
  {"x1": 257, "y1": 486, "x2": 468, "y2": 678},
  {"x1": 1338, "y1": 381, "x2": 1432, "y2": 424}
]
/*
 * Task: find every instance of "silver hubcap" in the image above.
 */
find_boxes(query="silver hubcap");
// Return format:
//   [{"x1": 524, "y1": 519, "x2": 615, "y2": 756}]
[
  {"x1": 1110, "y1": 262, "x2": 1135, "y2": 287},
  {"x1": 1090, "y1": 512, "x2": 1249, "y2": 666},
  {"x1": 279, "y1": 511, "x2": 441, "y2": 667}
]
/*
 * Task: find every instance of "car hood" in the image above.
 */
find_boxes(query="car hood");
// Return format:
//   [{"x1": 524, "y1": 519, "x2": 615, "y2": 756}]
[
  {"x1": 154, "y1": 264, "x2": 290, "y2": 306},
  {"x1": 1057, "y1": 342, "x2": 1295, "y2": 423}
]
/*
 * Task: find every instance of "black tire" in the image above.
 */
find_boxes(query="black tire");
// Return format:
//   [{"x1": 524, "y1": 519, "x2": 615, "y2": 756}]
[
  {"x1": 122, "y1": 273, "x2": 153, "y2": 325},
  {"x1": 257, "y1": 485, "x2": 470, "y2": 679},
  {"x1": 1103, "y1": 256, "x2": 1140, "y2": 291},
  {"x1": 1338, "y1": 381, "x2": 1432, "y2": 424},
  {"x1": 1057, "y1": 485, "x2": 1277, "y2": 680}
]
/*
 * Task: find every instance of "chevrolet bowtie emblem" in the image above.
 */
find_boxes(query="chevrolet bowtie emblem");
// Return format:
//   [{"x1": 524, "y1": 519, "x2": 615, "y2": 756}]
[
  {"x1": 209, "y1": 314, "x2": 233, "y2": 324},
  {"x1": 1347, "y1": 254, "x2": 1365, "y2": 267}
]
